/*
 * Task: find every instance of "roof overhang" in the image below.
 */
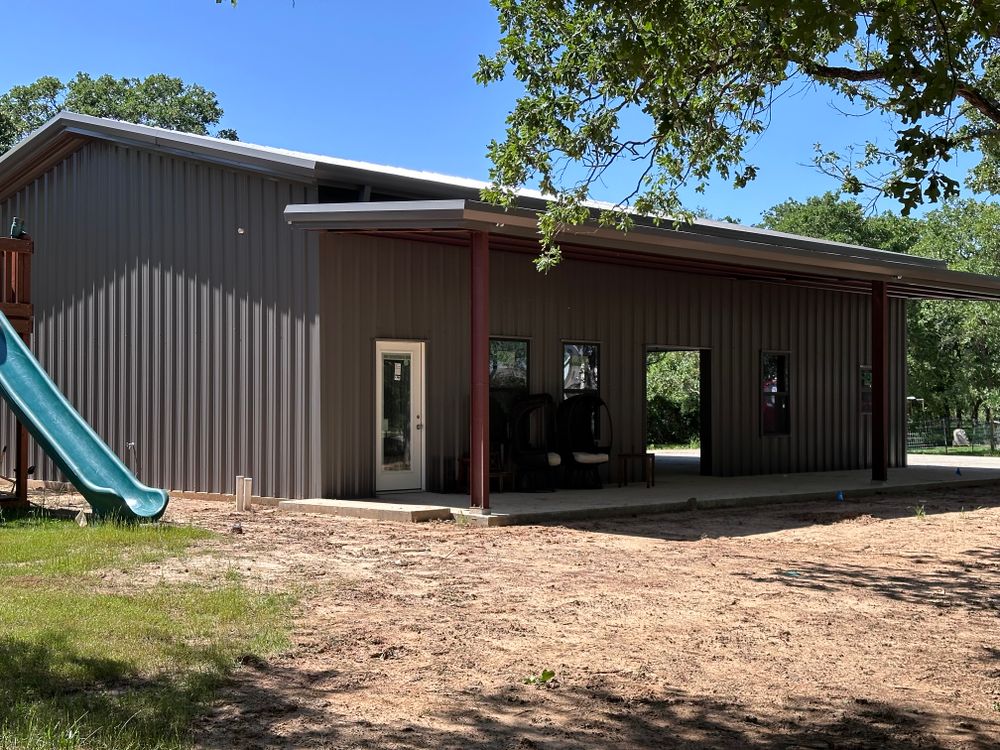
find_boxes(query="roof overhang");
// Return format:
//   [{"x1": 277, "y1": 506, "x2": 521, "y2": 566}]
[
  {"x1": 284, "y1": 199, "x2": 1000, "y2": 302},
  {"x1": 0, "y1": 113, "x2": 320, "y2": 199}
]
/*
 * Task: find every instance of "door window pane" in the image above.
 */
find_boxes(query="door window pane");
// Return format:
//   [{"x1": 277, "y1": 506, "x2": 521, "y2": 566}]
[
  {"x1": 761, "y1": 352, "x2": 790, "y2": 436},
  {"x1": 563, "y1": 343, "x2": 600, "y2": 396},
  {"x1": 382, "y1": 353, "x2": 411, "y2": 471}
]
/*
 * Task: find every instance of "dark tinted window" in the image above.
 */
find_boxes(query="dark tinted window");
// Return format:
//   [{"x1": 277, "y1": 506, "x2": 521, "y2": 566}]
[
  {"x1": 490, "y1": 339, "x2": 529, "y2": 392},
  {"x1": 860, "y1": 366, "x2": 873, "y2": 415},
  {"x1": 761, "y1": 352, "x2": 790, "y2": 436}
]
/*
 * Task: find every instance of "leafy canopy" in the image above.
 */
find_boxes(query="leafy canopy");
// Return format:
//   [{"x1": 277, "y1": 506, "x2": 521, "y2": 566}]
[
  {"x1": 906, "y1": 200, "x2": 1000, "y2": 420},
  {"x1": 477, "y1": 1, "x2": 1000, "y2": 269},
  {"x1": 0, "y1": 73, "x2": 237, "y2": 155},
  {"x1": 759, "y1": 193, "x2": 1000, "y2": 420},
  {"x1": 761, "y1": 192, "x2": 922, "y2": 254},
  {"x1": 646, "y1": 350, "x2": 701, "y2": 447}
]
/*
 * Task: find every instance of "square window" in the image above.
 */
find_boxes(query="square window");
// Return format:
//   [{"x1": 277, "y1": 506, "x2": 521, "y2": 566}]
[
  {"x1": 489, "y1": 339, "x2": 529, "y2": 393},
  {"x1": 563, "y1": 343, "x2": 599, "y2": 397},
  {"x1": 761, "y1": 352, "x2": 790, "y2": 436}
]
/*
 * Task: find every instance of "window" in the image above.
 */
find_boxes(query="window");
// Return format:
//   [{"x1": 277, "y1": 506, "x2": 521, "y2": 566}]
[
  {"x1": 489, "y1": 339, "x2": 529, "y2": 393},
  {"x1": 860, "y1": 366, "x2": 873, "y2": 415},
  {"x1": 490, "y1": 340, "x2": 529, "y2": 447},
  {"x1": 761, "y1": 352, "x2": 790, "y2": 436},
  {"x1": 563, "y1": 343, "x2": 599, "y2": 399}
]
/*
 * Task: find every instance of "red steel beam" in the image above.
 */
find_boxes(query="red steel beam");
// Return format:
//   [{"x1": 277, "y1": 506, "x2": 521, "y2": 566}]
[
  {"x1": 871, "y1": 280, "x2": 889, "y2": 481},
  {"x1": 470, "y1": 231, "x2": 490, "y2": 512}
]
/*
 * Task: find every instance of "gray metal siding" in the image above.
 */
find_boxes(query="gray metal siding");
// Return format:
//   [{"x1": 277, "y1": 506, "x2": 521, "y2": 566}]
[
  {"x1": 321, "y1": 234, "x2": 907, "y2": 497},
  {"x1": 0, "y1": 140, "x2": 322, "y2": 498}
]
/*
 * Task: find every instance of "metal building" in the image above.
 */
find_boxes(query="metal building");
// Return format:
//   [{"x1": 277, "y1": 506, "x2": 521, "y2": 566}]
[{"x1": 0, "y1": 113, "x2": 997, "y2": 505}]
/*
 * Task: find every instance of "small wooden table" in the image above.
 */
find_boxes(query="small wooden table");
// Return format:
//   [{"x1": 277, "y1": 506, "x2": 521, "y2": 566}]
[
  {"x1": 617, "y1": 452, "x2": 655, "y2": 488},
  {"x1": 457, "y1": 456, "x2": 514, "y2": 493}
]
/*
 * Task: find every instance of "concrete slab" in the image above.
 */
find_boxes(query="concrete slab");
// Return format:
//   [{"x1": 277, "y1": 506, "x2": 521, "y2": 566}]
[
  {"x1": 277, "y1": 498, "x2": 452, "y2": 523},
  {"x1": 380, "y1": 455, "x2": 1000, "y2": 526},
  {"x1": 274, "y1": 455, "x2": 1000, "y2": 526}
]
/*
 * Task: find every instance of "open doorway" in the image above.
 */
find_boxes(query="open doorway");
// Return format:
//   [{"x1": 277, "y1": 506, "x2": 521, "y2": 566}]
[{"x1": 645, "y1": 348, "x2": 712, "y2": 476}]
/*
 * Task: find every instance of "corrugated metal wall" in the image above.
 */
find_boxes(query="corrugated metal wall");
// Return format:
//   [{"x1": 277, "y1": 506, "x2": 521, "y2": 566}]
[
  {"x1": 321, "y1": 234, "x2": 907, "y2": 497},
  {"x1": 0, "y1": 140, "x2": 322, "y2": 498}
]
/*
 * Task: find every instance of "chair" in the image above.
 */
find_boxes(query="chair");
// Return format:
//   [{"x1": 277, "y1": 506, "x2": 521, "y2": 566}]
[
  {"x1": 509, "y1": 394, "x2": 561, "y2": 491},
  {"x1": 490, "y1": 395, "x2": 511, "y2": 470},
  {"x1": 456, "y1": 396, "x2": 513, "y2": 493},
  {"x1": 557, "y1": 394, "x2": 613, "y2": 488}
]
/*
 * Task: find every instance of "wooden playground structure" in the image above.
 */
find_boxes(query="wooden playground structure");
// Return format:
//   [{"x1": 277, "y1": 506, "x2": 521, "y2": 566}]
[{"x1": 0, "y1": 234, "x2": 32, "y2": 507}]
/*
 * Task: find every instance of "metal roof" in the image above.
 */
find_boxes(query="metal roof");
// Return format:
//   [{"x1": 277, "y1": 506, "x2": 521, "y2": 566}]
[
  {"x1": 3, "y1": 112, "x2": 999, "y2": 301},
  {"x1": 284, "y1": 200, "x2": 1000, "y2": 302},
  {"x1": 0, "y1": 112, "x2": 497, "y2": 200}
]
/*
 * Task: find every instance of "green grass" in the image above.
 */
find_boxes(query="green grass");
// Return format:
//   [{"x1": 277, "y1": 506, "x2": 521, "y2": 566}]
[
  {"x1": 0, "y1": 514, "x2": 292, "y2": 750},
  {"x1": 647, "y1": 439, "x2": 700, "y2": 451},
  {"x1": 0, "y1": 514, "x2": 211, "y2": 579},
  {"x1": 908, "y1": 445, "x2": 1000, "y2": 457}
]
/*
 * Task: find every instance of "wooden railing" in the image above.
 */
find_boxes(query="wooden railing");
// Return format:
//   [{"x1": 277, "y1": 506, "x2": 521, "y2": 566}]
[
  {"x1": 0, "y1": 236, "x2": 32, "y2": 505},
  {"x1": 0, "y1": 237, "x2": 32, "y2": 334}
]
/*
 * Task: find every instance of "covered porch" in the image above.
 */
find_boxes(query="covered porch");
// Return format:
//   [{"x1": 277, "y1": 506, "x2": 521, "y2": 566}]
[
  {"x1": 285, "y1": 199, "x2": 1000, "y2": 513},
  {"x1": 277, "y1": 453, "x2": 1000, "y2": 526}
]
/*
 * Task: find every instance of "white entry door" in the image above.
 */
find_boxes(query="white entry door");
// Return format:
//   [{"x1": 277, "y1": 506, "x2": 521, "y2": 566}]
[{"x1": 375, "y1": 341, "x2": 425, "y2": 492}]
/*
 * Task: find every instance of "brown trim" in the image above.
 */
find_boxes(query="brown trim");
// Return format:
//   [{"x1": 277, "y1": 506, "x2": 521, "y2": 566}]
[{"x1": 342, "y1": 228, "x2": 1000, "y2": 302}]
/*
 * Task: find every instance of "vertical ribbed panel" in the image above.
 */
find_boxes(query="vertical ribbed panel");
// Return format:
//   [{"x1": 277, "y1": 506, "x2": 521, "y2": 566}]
[
  {"x1": 0, "y1": 141, "x2": 321, "y2": 498},
  {"x1": 322, "y1": 234, "x2": 907, "y2": 496}
]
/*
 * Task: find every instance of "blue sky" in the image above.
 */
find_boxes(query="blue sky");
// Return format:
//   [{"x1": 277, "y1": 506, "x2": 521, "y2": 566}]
[{"x1": 0, "y1": 0, "x2": 980, "y2": 224}]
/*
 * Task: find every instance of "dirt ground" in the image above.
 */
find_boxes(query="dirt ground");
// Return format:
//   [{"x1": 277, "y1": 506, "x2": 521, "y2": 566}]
[{"x1": 41, "y1": 485, "x2": 1000, "y2": 749}]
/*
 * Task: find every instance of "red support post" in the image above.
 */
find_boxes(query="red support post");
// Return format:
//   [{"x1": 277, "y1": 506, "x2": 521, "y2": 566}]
[
  {"x1": 470, "y1": 231, "x2": 490, "y2": 512},
  {"x1": 871, "y1": 280, "x2": 889, "y2": 482}
]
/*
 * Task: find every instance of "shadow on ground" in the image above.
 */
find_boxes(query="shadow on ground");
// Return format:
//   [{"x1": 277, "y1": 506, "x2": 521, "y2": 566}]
[
  {"x1": 735, "y1": 543, "x2": 1000, "y2": 615},
  {"x1": 197, "y1": 660, "x2": 1000, "y2": 750},
  {"x1": 0, "y1": 635, "x2": 229, "y2": 747},
  {"x1": 562, "y1": 484, "x2": 1000, "y2": 541}
]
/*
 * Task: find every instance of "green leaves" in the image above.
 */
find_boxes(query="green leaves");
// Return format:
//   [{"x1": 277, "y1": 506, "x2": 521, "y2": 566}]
[
  {"x1": 524, "y1": 668, "x2": 556, "y2": 685},
  {"x1": 760, "y1": 192, "x2": 1000, "y2": 420},
  {"x1": 479, "y1": 1, "x2": 1000, "y2": 266},
  {"x1": 0, "y1": 73, "x2": 236, "y2": 155}
]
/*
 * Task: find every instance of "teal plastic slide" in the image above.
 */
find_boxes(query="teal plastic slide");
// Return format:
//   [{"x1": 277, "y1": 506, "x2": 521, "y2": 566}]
[{"x1": 0, "y1": 311, "x2": 168, "y2": 520}]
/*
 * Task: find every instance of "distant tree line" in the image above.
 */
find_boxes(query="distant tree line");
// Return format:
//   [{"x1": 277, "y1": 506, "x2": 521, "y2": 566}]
[
  {"x1": 647, "y1": 194, "x2": 1000, "y2": 444},
  {"x1": 762, "y1": 194, "x2": 1000, "y2": 426},
  {"x1": 0, "y1": 72, "x2": 236, "y2": 155}
]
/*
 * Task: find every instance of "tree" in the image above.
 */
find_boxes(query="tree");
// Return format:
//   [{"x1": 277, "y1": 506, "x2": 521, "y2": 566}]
[
  {"x1": 646, "y1": 351, "x2": 701, "y2": 447},
  {"x1": 0, "y1": 73, "x2": 237, "y2": 155},
  {"x1": 477, "y1": 1, "x2": 1000, "y2": 269},
  {"x1": 761, "y1": 192, "x2": 922, "y2": 254},
  {"x1": 759, "y1": 192, "x2": 1000, "y2": 424},
  {"x1": 906, "y1": 200, "x2": 1000, "y2": 423}
]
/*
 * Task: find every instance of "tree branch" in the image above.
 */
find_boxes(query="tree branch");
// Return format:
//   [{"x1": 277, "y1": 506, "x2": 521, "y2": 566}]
[
  {"x1": 801, "y1": 62, "x2": 888, "y2": 82},
  {"x1": 956, "y1": 84, "x2": 1000, "y2": 126}
]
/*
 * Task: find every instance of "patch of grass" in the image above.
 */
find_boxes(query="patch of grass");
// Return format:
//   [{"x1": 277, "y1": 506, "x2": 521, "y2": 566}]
[
  {"x1": 647, "y1": 440, "x2": 700, "y2": 451},
  {"x1": 0, "y1": 516, "x2": 292, "y2": 749},
  {"x1": 909, "y1": 446, "x2": 1000, "y2": 457},
  {"x1": 912, "y1": 504, "x2": 927, "y2": 520},
  {"x1": 0, "y1": 515, "x2": 212, "y2": 579}
]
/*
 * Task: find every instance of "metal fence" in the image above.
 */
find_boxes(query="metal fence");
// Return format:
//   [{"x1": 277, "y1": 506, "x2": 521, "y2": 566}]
[{"x1": 907, "y1": 418, "x2": 999, "y2": 453}]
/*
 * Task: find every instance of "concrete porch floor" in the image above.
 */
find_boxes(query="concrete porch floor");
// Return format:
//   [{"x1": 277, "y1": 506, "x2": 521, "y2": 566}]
[{"x1": 278, "y1": 453, "x2": 1000, "y2": 526}]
